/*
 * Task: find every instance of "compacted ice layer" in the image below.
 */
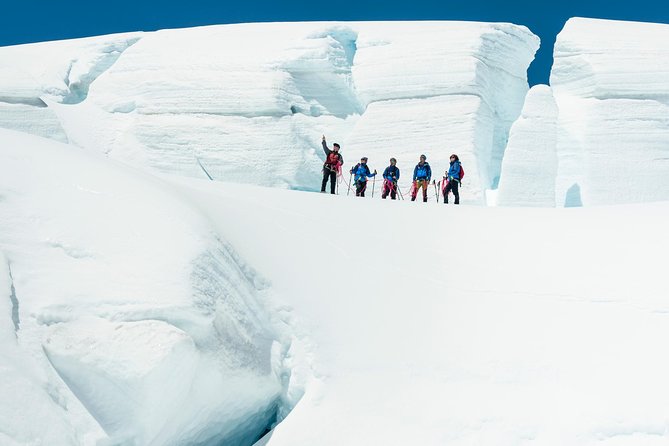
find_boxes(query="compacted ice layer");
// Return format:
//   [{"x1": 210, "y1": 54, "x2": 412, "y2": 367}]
[
  {"x1": 498, "y1": 17, "x2": 669, "y2": 207},
  {"x1": 0, "y1": 129, "x2": 285, "y2": 445},
  {"x1": 0, "y1": 21, "x2": 538, "y2": 198},
  {"x1": 0, "y1": 33, "x2": 142, "y2": 142},
  {"x1": 552, "y1": 18, "x2": 669, "y2": 207},
  {"x1": 497, "y1": 85, "x2": 558, "y2": 206}
]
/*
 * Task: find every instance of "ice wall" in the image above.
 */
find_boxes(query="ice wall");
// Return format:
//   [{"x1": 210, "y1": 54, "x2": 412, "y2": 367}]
[
  {"x1": 0, "y1": 33, "x2": 141, "y2": 142},
  {"x1": 499, "y1": 17, "x2": 669, "y2": 207},
  {"x1": 0, "y1": 22, "x2": 538, "y2": 199},
  {"x1": 346, "y1": 22, "x2": 538, "y2": 202},
  {"x1": 497, "y1": 85, "x2": 558, "y2": 206},
  {"x1": 0, "y1": 129, "x2": 285, "y2": 445}
]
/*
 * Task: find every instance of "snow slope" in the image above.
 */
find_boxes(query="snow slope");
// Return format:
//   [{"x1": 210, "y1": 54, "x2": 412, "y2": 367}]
[
  {"x1": 0, "y1": 21, "x2": 539, "y2": 202},
  {"x1": 499, "y1": 18, "x2": 669, "y2": 207},
  {"x1": 0, "y1": 129, "x2": 287, "y2": 445},
  {"x1": 2, "y1": 126, "x2": 669, "y2": 445},
  {"x1": 171, "y1": 179, "x2": 669, "y2": 446}
]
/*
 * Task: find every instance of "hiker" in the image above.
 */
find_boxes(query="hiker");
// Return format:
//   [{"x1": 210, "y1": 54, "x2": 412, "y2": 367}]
[
  {"x1": 350, "y1": 157, "x2": 377, "y2": 197},
  {"x1": 411, "y1": 154, "x2": 431, "y2": 202},
  {"x1": 382, "y1": 158, "x2": 400, "y2": 199},
  {"x1": 443, "y1": 154, "x2": 462, "y2": 204},
  {"x1": 321, "y1": 135, "x2": 343, "y2": 194}
]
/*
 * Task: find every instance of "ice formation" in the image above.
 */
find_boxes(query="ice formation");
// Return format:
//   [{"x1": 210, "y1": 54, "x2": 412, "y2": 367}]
[{"x1": 498, "y1": 18, "x2": 669, "y2": 206}]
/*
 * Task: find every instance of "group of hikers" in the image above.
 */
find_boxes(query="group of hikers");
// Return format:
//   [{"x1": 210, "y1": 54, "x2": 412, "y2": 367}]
[{"x1": 320, "y1": 135, "x2": 463, "y2": 204}]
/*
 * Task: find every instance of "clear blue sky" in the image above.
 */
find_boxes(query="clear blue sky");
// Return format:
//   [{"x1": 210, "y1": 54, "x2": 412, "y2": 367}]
[{"x1": 1, "y1": 0, "x2": 667, "y2": 85}]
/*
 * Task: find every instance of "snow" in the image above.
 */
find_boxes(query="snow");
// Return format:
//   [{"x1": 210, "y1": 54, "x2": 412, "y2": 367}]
[
  {"x1": 0, "y1": 129, "x2": 286, "y2": 445},
  {"x1": 173, "y1": 179, "x2": 669, "y2": 446},
  {"x1": 1, "y1": 16, "x2": 669, "y2": 446},
  {"x1": 0, "y1": 21, "x2": 538, "y2": 200},
  {"x1": 498, "y1": 17, "x2": 669, "y2": 207},
  {"x1": 497, "y1": 85, "x2": 558, "y2": 206}
]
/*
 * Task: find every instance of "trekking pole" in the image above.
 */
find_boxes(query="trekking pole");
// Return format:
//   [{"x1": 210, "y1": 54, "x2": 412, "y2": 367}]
[
  {"x1": 433, "y1": 180, "x2": 438, "y2": 202},
  {"x1": 372, "y1": 177, "x2": 376, "y2": 198},
  {"x1": 347, "y1": 173, "x2": 352, "y2": 196},
  {"x1": 396, "y1": 182, "x2": 404, "y2": 200}
]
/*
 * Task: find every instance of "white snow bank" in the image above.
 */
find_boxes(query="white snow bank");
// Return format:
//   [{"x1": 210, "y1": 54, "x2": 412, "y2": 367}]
[
  {"x1": 0, "y1": 21, "x2": 538, "y2": 199},
  {"x1": 0, "y1": 33, "x2": 142, "y2": 142},
  {"x1": 170, "y1": 179, "x2": 669, "y2": 446},
  {"x1": 497, "y1": 84, "x2": 558, "y2": 206},
  {"x1": 499, "y1": 18, "x2": 669, "y2": 207},
  {"x1": 0, "y1": 129, "x2": 285, "y2": 445}
]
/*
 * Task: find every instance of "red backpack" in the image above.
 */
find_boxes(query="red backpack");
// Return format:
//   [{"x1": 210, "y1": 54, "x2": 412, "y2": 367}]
[
  {"x1": 326, "y1": 152, "x2": 340, "y2": 166},
  {"x1": 459, "y1": 165, "x2": 465, "y2": 180}
]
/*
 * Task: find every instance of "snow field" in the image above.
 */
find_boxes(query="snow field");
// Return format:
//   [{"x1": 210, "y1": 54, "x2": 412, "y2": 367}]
[
  {"x1": 173, "y1": 179, "x2": 669, "y2": 445},
  {"x1": 0, "y1": 129, "x2": 290, "y2": 445}
]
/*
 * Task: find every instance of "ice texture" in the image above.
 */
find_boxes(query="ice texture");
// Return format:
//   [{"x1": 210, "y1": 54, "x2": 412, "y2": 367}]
[
  {"x1": 0, "y1": 22, "x2": 538, "y2": 200},
  {"x1": 497, "y1": 85, "x2": 558, "y2": 206},
  {"x1": 499, "y1": 17, "x2": 669, "y2": 206},
  {"x1": 0, "y1": 129, "x2": 285, "y2": 445}
]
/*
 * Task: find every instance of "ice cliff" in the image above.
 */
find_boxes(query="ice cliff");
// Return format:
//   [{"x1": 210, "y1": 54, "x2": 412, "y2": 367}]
[
  {"x1": 498, "y1": 18, "x2": 669, "y2": 206},
  {"x1": 0, "y1": 21, "x2": 539, "y2": 203}
]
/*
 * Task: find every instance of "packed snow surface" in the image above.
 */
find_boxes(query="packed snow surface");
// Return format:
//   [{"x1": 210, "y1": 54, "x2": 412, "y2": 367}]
[
  {"x1": 0, "y1": 21, "x2": 539, "y2": 203},
  {"x1": 498, "y1": 18, "x2": 669, "y2": 207},
  {"x1": 2, "y1": 15, "x2": 669, "y2": 446},
  {"x1": 2, "y1": 127, "x2": 669, "y2": 445},
  {"x1": 0, "y1": 129, "x2": 286, "y2": 445}
]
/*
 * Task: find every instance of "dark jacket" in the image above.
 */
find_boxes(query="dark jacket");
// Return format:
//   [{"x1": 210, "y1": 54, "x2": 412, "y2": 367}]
[
  {"x1": 413, "y1": 162, "x2": 431, "y2": 181},
  {"x1": 383, "y1": 165, "x2": 400, "y2": 182},
  {"x1": 322, "y1": 140, "x2": 343, "y2": 171}
]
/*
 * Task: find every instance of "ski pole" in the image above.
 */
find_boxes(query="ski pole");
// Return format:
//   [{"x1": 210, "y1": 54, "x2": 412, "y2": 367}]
[{"x1": 347, "y1": 173, "x2": 352, "y2": 196}]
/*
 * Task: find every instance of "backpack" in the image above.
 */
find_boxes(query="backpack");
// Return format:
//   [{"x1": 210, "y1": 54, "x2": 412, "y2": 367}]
[
  {"x1": 459, "y1": 165, "x2": 465, "y2": 180},
  {"x1": 326, "y1": 152, "x2": 340, "y2": 166}
]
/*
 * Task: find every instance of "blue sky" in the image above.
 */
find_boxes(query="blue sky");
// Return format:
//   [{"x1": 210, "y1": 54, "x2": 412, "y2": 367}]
[{"x1": 1, "y1": 0, "x2": 667, "y2": 85}]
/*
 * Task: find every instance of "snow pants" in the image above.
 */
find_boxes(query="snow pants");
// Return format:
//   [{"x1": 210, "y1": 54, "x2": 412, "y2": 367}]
[
  {"x1": 382, "y1": 180, "x2": 397, "y2": 199},
  {"x1": 321, "y1": 168, "x2": 337, "y2": 194},
  {"x1": 411, "y1": 180, "x2": 429, "y2": 202},
  {"x1": 355, "y1": 180, "x2": 368, "y2": 197},
  {"x1": 444, "y1": 180, "x2": 460, "y2": 204}
]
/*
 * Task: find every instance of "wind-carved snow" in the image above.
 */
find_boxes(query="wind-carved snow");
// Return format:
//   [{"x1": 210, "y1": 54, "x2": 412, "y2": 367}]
[
  {"x1": 0, "y1": 22, "x2": 538, "y2": 199},
  {"x1": 0, "y1": 129, "x2": 292, "y2": 446},
  {"x1": 497, "y1": 85, "x2": 558, "y2": 206},
  {"x1": 345, "y1": 22, "x2": 539, "y2": 201},
  {"x1": 498, "y1": 18, "x2": 669, "y2": 206},
  {"x1": 0, "y1": 33, "x2": 142, "y2": 143}
]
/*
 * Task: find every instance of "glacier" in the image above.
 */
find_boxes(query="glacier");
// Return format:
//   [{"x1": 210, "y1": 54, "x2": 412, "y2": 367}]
[
  {"x1": 0, "y1": 129, "x2": 289, "y2": 445},
  {"x1": 498, "y1": 17, "x2": 669, "y2": 206},
  {"x1": 1, "y1": 16, "x2": 669, "y2": 446},
  {"x1": 0, "y1": 21, "x2": 539, "y2": 203}
]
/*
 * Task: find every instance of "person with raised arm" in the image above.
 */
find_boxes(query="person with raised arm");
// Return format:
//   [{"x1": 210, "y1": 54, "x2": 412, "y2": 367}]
[{"x1": 321, "y1": 135, "x2": 343, "y2": 194}]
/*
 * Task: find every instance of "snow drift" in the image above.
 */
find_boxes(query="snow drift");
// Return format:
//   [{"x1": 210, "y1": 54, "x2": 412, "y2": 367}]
[
  {"x1": 0, "y1": 129, "x2": 288, "y2": 445},
  {"x1": 498, "y1": 18, "x2": 669, "y2": 206}
]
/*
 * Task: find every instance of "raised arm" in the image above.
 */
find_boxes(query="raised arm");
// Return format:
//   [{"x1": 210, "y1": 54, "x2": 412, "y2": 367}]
[{"x1": 321, "y1": 136, "x2": 331, "y2": 156}]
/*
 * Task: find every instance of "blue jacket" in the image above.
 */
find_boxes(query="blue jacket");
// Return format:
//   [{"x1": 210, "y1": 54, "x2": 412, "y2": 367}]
[
  {"x1": 383, "y1": 165, "x2": 400, "y2": 182},
  {"x1": 447, "y1": 160, "x2": 461, "y2": 181},
  {"x1": 351, "y1": 163, "x2": 376, "y2": 182},
  {"x1": 413, "y1": 162, "x2": 431, "y2": 181}
]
